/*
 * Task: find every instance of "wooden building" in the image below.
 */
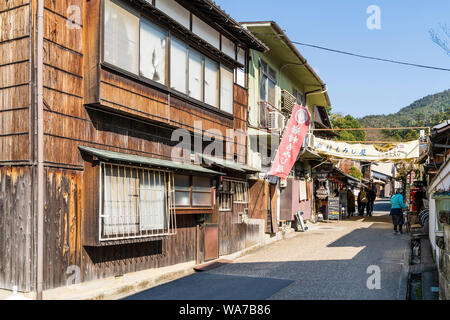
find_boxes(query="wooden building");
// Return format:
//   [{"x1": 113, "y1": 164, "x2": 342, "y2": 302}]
[{"x1": 0, "y1": 0, "x2": 267, "y2": 294}]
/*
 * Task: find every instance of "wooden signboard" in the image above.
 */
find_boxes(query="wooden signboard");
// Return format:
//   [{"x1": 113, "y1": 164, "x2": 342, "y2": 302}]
[{"x1": 328, "y1": 197, "x2": 340, "y2": 220}]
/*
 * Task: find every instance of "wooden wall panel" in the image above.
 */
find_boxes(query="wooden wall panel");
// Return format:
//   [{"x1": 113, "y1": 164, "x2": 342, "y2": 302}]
[
  {"x1": 0, "y1": 0, "x2": 29, "y2": 11},
  {"x1": 43, "y1": 167, "x2": 83, "y2": 290},
  {"x1": 43, "y1": 4, "x2": 82, "y2": 54},
  {"x1": 0, "y1": 4, "x2": 29, "y2": 42},
  {"x1": 0, "y1": 166, "x2": 33, "y2": 292}
]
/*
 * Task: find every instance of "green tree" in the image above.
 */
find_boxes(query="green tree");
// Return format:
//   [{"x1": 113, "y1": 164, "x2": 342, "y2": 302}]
[
  {"x1": 348, "y1": 166, "x2": 363, "y2": 180},
  {"x1": 330, "y1": 114, "x2": 366, "y2": 142}
]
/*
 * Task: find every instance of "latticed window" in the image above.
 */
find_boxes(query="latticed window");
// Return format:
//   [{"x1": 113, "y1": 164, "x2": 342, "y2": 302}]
[
  {"x1": 233, "y1": 181, "x2": 249, "y2": 204},
  {"x1": 218, "y1": 180, "x2": 249, "y2": 210},
  {"x1": 100, "y1": 163, "x2": 176, "y2": 241}
]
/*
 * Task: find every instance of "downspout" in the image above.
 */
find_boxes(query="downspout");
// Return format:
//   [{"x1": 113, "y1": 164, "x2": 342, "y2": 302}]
[{"x1": 36, "y1": 0, "x2": 44, "y2": 300}]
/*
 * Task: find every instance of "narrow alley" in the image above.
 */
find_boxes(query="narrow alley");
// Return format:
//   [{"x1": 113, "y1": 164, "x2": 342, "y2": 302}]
[{"x1": 124, "y1": 199, "x2": 410, "y2": 300}]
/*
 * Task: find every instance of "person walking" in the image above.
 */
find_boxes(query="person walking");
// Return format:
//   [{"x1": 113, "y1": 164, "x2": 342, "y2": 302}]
[
  {"x1": 339, "y1": 186, "x2": 348, "y2": 219},
  {"x1": 347, "y1": 187, "x2": 356, "y2": 217},
  {"x1": 367, "y1": 185, "x2": 377, "y2": 216},
  {"x1": 390, "y1": 188, "x2": 406, "y2": 234},
  {"x1": 414, "y1": 187, "x2": 426, "y2": 214},
  {"x1": 358, "y1": 187, "x2": 369, "y2": 216}
]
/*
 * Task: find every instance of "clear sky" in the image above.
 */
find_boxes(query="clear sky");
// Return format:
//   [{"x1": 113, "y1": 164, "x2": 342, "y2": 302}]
[{"x1": 215, "y1": 0, "x2": 450, "y2": 118}]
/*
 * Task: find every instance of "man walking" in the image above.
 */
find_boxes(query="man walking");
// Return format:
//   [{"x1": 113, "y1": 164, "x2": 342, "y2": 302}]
[
  {"x1": 390, "y1": 188, "x2": 406, "y2": 234},
  {"x1": 358, "y1": 187, "x2": 369, "y2": 216},
  {"x1": 367, "y1": 185, "x2": 377, "y2": 216}
]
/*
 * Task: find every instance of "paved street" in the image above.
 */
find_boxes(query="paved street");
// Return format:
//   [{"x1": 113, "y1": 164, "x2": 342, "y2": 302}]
[{"x1": 125, "y1": 199, "x2": 410, "y2": 300}]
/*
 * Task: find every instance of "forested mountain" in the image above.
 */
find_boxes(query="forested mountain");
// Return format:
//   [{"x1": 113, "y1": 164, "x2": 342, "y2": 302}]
[{"x1": 358, "y1": 89, "x2": 450, "y2": 141}]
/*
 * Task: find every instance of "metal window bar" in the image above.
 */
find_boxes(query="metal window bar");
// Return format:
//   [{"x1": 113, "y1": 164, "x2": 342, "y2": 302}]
[{"x1": 100, "y1": 162, "x2": 176, "y2": 241}]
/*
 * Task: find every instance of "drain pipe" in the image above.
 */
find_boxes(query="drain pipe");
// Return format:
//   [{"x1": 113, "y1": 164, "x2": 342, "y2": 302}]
[{"x1": 36, "y1": 0, "x2": 44, "y2": 300}]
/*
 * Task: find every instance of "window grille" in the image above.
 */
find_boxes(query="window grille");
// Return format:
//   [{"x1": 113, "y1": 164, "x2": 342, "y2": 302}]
[
  {"x1": 100, "y1": 163, "x2": 176, "y2": 241},
  {"x1": 219, "y1": 179, "x2": 249, "y2": 209}
]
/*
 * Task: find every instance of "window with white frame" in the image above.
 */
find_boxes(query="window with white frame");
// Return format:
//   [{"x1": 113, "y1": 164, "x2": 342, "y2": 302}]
[
  {"x1": 103, "y1": 0, "x2": 236, "y2": 114},
  {"x1": 100, "y1": 163, "x2": 176, "y2": 241}
]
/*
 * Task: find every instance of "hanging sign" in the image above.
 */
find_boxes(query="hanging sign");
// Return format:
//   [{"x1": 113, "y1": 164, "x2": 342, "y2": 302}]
[
  {"x1": 309, "y1": 136, "x2": 419, "y2": 161},
  {"x1": 269, "y1": 104, "x2": 310, "y2": 179}
]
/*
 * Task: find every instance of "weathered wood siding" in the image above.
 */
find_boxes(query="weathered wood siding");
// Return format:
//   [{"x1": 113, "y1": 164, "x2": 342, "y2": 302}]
[
  {"x1": 248, "y1": 179, "x2": 278, "y2": 234},
  {"x1": 0, "y1": 0, "x2": 252, "y2": 291},
  {"x1": 0, "y1": 166, "x2": 33, "y2": 292},
  {"x1": 0, "y1": 1, "x2": 31, "y2": 163}
]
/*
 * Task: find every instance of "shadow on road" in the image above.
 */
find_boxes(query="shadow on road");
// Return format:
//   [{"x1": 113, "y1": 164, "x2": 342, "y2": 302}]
[{"x1": 124, "y1": 218, "x2": 410, "y2": 300}]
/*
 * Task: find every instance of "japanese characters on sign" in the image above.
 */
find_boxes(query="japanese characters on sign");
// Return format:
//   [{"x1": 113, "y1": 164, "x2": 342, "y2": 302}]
[
  {"x1": 269, "y1": 104, "x2": 311, "y2": 179},
  {"x1": 309, "y1": 136, "x2": 419, "y2": 161}
]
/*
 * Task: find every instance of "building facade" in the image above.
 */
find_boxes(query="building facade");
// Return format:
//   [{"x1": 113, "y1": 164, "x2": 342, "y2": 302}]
[
  {"x1": 0, "y1": 0, "x2": 268, "y2": 293},
  {"x1": 241, "y1": 21, "x2": 330, "y2": 228}
]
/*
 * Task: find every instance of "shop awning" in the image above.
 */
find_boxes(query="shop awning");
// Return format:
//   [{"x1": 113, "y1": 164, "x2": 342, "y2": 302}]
[
  {"x1": 79, "y1": 146, "x2": 223, "y2": 175},
  {"x1": 199, "y1": 154, "x2": 260, "y2": 173},
  {"x1": 298, "y1": 147, "x2": 323, "y2": 160}
]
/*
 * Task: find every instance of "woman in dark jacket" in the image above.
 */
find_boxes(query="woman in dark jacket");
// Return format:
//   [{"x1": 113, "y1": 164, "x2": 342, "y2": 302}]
[{"x1": 347, "y1": 187, "x2": 356, "y2": 217}]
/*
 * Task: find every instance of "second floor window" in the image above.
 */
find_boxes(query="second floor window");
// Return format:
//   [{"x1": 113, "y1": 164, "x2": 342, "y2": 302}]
[
  {"x1": 103, "y1": 0, "x2": 234, "y2": 114},
  {"x1": 259, "y1": 59, "x2": 276, "y2": 107}
]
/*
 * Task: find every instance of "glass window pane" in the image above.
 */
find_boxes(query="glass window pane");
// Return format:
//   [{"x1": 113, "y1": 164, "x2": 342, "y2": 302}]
[
  {"x1": 220, "y1": 65, "x2": 233, "y2": 114},
  {"x1": 139, "y1": 170, "x2": 167, "y2": 231},
  {"x1": 174, "y1": 174, "x2": 190, "y2": 190},
  {"x1": 204, "y1": 58, "x2": 219, "y2": 108},
  {"x1": 188, "y1": 49, "x2": 203, "y2": 101},
  {"x1": 192, "y1": 192, "x2": 211, "y2": 206},
  {"x1": 193, "y1": 176, "x2": 211, "y2": 188},
  {"x1": 175, "y1": 191, "x2": 190, "y2": 206},
  {"x1": 104, "y1": 0, "x2": 139, "y2": 74},
  {"x1": 170, "y1": 37, "x2": 188, "y2": 93},
  {"x1": 268, "y1": 79, "x2": 276, "y2": 106},
  {"x1": 140, "y1": 19, "x2": 167, "y2": 84}
]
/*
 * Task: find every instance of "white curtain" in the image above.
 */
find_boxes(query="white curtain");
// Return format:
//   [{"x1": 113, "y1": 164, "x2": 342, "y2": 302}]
[
  {"x1": 139, "y1": 170, "x2": 167, "y2": 231},
  {"x1": 204, "y1": 58, "x2": 219, "y2": 108},
  {"x1": 220, "y1": 65, "x2": 233, "y2": 113},
  {"x1": 170, "y1": 37, "x2": 188, "y2": 93},
  {"x1": 140, "y1": 19, "x2": 167, "y2": 84},
  {"x1": 104, "y1": 0, "x2": 139, "y2": 74},
  {"x1": 188, "y1": 49, "x2": 203, "y2": 101}
]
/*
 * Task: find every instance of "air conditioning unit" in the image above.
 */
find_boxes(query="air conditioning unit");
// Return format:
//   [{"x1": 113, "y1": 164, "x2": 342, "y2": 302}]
[{"x1": 268, "y1": 112, "x2": 285, "y2": 132}]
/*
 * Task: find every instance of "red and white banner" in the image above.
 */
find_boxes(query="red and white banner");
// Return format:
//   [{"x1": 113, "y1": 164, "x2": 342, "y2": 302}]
[{"x1": 269, "y1": 104, "x2": 310, "y2": 179}]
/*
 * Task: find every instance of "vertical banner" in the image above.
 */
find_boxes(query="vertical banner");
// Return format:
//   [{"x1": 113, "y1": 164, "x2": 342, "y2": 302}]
[{"x1": 269, "y1": 104, "x2": 310, "y2": 179}]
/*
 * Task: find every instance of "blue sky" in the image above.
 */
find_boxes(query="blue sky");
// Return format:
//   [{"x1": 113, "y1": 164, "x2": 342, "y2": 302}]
[{"x1": 215, "y1": 0, "x2": 450, "y2": 118}]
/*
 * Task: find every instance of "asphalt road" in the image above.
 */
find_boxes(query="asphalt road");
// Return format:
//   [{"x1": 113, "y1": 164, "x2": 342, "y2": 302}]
[{"x1": 125, "y1": 199, "x2": 410, "y2": 300}]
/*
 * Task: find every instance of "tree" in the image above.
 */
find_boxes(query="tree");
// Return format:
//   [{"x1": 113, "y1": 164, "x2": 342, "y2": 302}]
[
  {"x1": 330, "y1": 113, "x2": 366, "y2": 142},
  {"x1": 348, "y1": 166, "x2": 363, "y2": 180},
  {"x1": 430, "y1": 24, "x2": 450, "y2": 57}
]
